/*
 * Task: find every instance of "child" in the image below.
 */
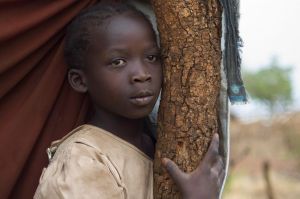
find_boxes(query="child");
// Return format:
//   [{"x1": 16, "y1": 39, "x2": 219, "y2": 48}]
[{"x1": 34, "y1": 2, "x2": 224, "y2": 199}]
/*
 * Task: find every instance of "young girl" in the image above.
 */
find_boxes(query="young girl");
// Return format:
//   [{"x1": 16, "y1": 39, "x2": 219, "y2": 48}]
[{"x1": 34, "y1": 2, "x2": 224, "y2": 199}]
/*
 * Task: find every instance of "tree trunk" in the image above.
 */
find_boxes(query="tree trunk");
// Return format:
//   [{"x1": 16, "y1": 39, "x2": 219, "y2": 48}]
[{"x1": 151, "y1": 0, "x2": 222, "y2": 198}]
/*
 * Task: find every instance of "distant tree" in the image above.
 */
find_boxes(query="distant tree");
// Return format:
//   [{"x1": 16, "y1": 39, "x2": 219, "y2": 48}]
[{"x1": 244, "y1": 57, "x2": 293, "y2": 114}]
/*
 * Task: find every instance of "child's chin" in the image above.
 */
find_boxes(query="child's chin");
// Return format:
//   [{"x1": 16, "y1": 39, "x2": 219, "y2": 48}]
[{"x1": 125, "y1": 109, "x2": 153, "y2": 119}]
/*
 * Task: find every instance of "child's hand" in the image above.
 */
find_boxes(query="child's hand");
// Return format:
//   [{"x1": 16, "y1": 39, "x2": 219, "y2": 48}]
[{"x1": 162, "y1": 134, "x2": 225, "y2": 199}]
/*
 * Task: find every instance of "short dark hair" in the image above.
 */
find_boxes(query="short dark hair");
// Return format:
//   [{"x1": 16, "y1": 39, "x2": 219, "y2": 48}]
[{"x1": 64, "y1": 2, "x2": 155, "y2": 69}]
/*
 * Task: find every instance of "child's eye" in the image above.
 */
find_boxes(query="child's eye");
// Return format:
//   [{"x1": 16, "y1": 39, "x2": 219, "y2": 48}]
[
  {"x1": 146, "y1": 55, "x2": 159, "y2": 63},
  {"x1": 111, "y1": 59, "x2": 126, "y2": 67}
]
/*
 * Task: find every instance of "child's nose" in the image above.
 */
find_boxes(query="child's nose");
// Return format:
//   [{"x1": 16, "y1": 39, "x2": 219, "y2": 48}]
[
  {"x1": 131, "y1": 72, "x2": 152, "y2": 83},
  {"x1": 130, "y1": 62, "x2": 152, "y2": 83}
]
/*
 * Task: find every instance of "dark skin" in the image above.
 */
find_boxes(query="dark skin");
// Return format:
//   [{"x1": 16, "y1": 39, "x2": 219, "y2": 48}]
[
  {"x1": 69, "y1": 13, "x2": 161, "y2": 158},
  {"x1": 68, "y1": 12, "x2": 225, "y2": 199},
  {"x1": 162, "y1": 134, "x2": 225, "y2": 199}
]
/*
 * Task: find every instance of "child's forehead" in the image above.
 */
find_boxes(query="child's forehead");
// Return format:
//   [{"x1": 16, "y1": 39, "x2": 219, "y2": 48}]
[
  {"x1": 84, "y1": 14, "x2": 158, "y2": 56},
  {"x1": 108, "y1": 14, "x2": 152, "y2": 31},
  {"x1": 90, "y1": 13, "x2": 156, "y2": 42},
  {"x1": 98, "y1": 13, "x2": 152, "y2": 31}
]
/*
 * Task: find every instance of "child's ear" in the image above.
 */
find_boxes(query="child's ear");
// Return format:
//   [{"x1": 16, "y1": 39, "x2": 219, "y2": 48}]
[{"x1": 68, "y1": 69, "x2": 88, "y2": 93}]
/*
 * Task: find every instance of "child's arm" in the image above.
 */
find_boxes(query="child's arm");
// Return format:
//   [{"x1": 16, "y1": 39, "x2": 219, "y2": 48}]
[{"x1": 162, "y1": 134, "x2": 225, "y2": 199}]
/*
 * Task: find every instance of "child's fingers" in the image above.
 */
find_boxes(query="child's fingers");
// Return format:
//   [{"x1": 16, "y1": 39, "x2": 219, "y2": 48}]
[
  {"x1": 218, "y1": 167, "x2": 226, "y2": 189},
  {"x1": 161, "y1": 158, "x2": 186, "y2": 186},
  {"x1": 210, "y1": 156, "x2": 224, "y2": 178},
  {"x1": 210, "y1": 156, "x2": 225, "y2": 189},
  {"x1": 201, "y1": 133, "x2": 220, "y2": 167}
]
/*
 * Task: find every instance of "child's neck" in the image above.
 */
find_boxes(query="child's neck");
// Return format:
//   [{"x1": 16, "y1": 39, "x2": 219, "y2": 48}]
[
  {"x1": 88, "y1": 108, "x2": 154, "y2": 158},
  {"x1": 90, "y1": 110, "x2": 144, "y2": 141}
]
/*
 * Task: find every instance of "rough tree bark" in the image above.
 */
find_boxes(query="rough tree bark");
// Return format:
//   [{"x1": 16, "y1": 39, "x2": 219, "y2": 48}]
[{"x1": 151, "y1": 0, "x2": 223, "y2": 198}]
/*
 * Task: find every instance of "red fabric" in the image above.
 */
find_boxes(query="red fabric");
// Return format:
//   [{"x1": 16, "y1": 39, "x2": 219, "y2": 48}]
[{"x1": 0, "y1": 1, "x2": 98, "y2": 198}]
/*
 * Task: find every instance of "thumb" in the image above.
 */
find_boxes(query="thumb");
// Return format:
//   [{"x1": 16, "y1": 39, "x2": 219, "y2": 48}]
[
  {"x1": 162, "y1": 158, "x2": 186, "y2": 186},
  {"x1": 202, "y1": 133, "x2": 220, "y2": 166}
]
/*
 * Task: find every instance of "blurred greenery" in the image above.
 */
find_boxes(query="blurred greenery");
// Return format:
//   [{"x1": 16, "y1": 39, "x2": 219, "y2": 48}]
[
  {"x1": 223, "y1": 172, "x2": 235, "y2": 195},
  {"x1": 243, "y1": 57, "x2": 293, "y2": 114}
]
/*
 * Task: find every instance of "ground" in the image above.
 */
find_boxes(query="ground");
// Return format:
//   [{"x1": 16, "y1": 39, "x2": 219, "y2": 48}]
[{"x1": 223, "y1": 112, "x2": 300, "y2": 199}]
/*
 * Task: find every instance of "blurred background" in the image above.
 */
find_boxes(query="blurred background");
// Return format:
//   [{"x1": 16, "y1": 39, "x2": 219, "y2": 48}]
[{"x1": 224, "y1": 0, "x2": 300, "y2": 198}]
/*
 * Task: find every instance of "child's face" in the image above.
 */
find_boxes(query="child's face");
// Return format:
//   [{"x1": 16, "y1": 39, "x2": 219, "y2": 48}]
[{"x1": 83, "y1": 14, "x2": 162, "y2": 119}]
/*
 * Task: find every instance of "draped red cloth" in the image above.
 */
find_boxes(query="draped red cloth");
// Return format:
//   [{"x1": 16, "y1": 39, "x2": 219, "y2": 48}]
[{"x1": 0, "y1": 1, "x2": 101, "y2": 198}]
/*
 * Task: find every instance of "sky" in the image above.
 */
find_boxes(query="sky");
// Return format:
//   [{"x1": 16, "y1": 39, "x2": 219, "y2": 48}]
[{"x1": 231, "y1": 0, "x2": 300, "y2": 120}]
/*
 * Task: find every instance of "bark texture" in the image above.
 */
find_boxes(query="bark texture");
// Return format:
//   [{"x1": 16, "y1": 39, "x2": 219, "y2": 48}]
[{"x1": 151, "y1": 0, "x2": 222, "y2": 198}]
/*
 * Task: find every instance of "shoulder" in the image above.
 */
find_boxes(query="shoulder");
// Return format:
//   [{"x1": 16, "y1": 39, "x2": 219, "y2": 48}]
[
  {"x1": 34, "y1": 125, "x2": 126, "y2": 199},
  {"x1": 46, "y1": 124, "x2": 120, "y2": 174},
  {"x1": 48, "y1": 124, "x2": 114, "y2": 161}
]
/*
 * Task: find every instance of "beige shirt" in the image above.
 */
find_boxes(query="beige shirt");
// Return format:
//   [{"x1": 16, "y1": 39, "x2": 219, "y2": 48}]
[{"x1": 34, "y1": 125, "x2": 153, "y2": 199}]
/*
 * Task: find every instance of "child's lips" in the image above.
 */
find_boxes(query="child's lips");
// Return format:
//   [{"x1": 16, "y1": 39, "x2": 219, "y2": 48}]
[
  {"x1": 130, "y1": 95, "x2": 154, "y2": 106},
  {"x1": 130, "y1": 90, "x2": 154, "y2": 106}
]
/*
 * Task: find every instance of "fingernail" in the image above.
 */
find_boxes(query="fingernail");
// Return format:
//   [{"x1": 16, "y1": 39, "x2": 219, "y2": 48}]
[
  {"x1": 161, "y1": 158, "x2": 168, "y2": 166},
  {"x1": 214, "y1": 133, "x2": 219, "y2": 139}
]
